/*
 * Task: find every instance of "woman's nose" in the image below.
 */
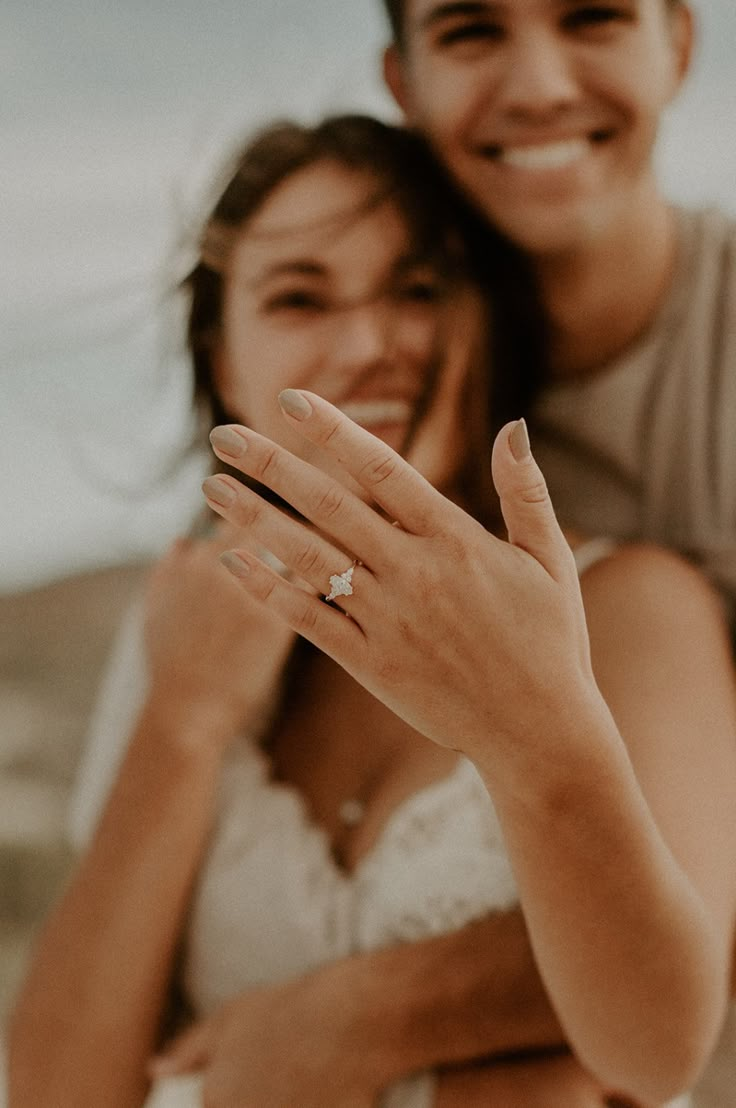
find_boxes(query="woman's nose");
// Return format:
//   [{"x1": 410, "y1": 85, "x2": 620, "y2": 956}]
[
  {"x1": 498, "y1": 29, "x2": 579, "y2": 118},
  {"x1": 335, "y1": 301, "x2": 395, "y2": 369}
]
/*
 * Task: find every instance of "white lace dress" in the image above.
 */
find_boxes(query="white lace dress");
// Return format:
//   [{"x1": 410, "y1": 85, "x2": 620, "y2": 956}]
[
  {"x1": 177, "y1": 742, "x2": 519, "y2": 1108},
  {"x1": 69, "y1": 541, "x2": 691, "y2": 1108}
]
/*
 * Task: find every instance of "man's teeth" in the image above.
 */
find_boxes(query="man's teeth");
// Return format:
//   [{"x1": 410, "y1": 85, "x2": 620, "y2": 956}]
[
  {"x1": 497, "y1": 139, "x2": 589, "y2": 170},
  {"x1": 339, "y1": 399, "x2": 413, "y2": 425}
]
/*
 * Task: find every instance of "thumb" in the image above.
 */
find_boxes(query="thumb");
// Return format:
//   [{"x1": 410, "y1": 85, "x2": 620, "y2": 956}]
[
  {"x1": 148, "y1": 1019, "x2": 212, "y2": 1079},
  {"x1": 491, "y1": 420, "x2": 573, "y2": 580}
]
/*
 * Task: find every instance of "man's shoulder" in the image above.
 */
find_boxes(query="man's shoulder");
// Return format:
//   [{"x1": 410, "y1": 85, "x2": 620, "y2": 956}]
[
  {"x1": 671, "y1": 205, "x2": 736, "y2": 350},
  {"x1": 677, "y1": 203, "x2": 736, "y2": 257}
]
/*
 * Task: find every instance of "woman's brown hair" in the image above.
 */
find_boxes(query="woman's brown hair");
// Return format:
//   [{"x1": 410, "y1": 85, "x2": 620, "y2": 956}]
[{"x1": 183, "y1": 113, "x2": 546, "y2": 526}]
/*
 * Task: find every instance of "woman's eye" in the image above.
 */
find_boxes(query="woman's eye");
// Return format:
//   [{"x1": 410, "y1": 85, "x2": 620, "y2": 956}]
[
  {"x1": 264, "y1": 290, "x2": 325, "y2": 313},
  {"x1": 437, "y1": 20, "x2": 504, "y2": 47},
  {"x1": 398, "y1": 280, "x2": 444, "y2": 304}
]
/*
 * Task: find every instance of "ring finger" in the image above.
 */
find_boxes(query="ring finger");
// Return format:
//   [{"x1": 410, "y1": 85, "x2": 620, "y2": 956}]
[{"x1": 202, "y1": 474, "x2": 372, "y2": 611}]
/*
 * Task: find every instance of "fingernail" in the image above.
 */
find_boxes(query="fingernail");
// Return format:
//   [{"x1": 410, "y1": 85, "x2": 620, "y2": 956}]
[
  {"x1": 210, "y1": 426, "x2": 247, "y2": 457},
  {"x1": 220, "y1": 550, "x2": 251, "y2": 577},
  {"x1": 509, "y1": 419, "x2": 530, "y2": 462},
  {"x1": 278, "y1": 389, "x2": 312, "y2": 421},
  {"x1": 202, "y1": 476, "x2": 236, "y2": 507}
]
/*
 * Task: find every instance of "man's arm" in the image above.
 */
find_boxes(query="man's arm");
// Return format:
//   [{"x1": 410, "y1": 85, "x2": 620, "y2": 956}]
[
  {"x1": 341, "y1": 907, "x2": 564, "y2": 1081},
  {"x1": 153, "y1": 905, "x2": 567, "y2": 1104}
]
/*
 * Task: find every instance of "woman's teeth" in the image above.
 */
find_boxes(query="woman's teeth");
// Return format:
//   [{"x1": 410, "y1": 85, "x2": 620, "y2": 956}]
[
  {"x1": 495, "y1": 139, "x2": 589, "y2": 170},
  {"x1": 339, "y1": 399, "x2": 413, "y2": 426}
]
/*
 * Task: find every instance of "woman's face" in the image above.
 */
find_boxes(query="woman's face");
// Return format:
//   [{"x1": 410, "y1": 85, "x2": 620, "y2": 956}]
[{"x1": 213, "y1": 159, "x2": 483, "y2": 487}]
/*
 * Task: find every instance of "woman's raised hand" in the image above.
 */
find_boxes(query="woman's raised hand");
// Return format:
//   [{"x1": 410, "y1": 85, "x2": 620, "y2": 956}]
[
  {"x1": 202, "y1": 390, "x2": 600, "y2": 763},
  {"x1": 142, "y1": 521, "x2": 297, "y2": 751}
]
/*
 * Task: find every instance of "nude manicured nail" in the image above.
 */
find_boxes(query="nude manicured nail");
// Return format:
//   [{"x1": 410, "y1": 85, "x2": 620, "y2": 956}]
[
  {"x1": 202, "y1": 476, "x2": 235, "y2": 507},
  {"x1": 278, "y1": 389, "x2": 313, "y2": 421},
  {"x1": 220, "y1": 550, "x2": 251, "y2": 577},
  {"x1": 210, "y1": 426, "x2": 247, "y2": 457},
  {"x1": 509, "y1": 418, "x2": 531, "y2": 461}
]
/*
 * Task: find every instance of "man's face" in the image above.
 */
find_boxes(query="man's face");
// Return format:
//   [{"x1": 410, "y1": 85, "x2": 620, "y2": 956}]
[{"x1": 385, "y1": 0, "x2": 692, "y2": 255}]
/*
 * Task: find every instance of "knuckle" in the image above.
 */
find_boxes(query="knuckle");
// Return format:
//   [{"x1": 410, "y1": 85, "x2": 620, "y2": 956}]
[
  {"x1": 232, "y1": 492, "x2": 262, "y2": 528},
  {"x1": 311, "y1": 482, "x2": 347, "y2": 522},
  {"x1": 251, "y1": 569, "x2": 279, "y2": 604},
  {"x1": 396, "y1": 614, "x2": 415, "y2": 641},
  {"x1": 292, "y1": 542, "x2": 325, "y2": 579},
  {"x1": 253, "y1": 441, "x2": 281, "y2": 484},
  {"x1": 375, "y1": 652, "x2": 402, "y2": 685},
  {"x1": 440, "y1": 530, "x2": 469, "y2": 566},
  {"x1": 413, "y1": 564, "x2": 441, "y2": 608},
  {"x1": 309, "y1": 412, "x2": 343, "y2": 451},
  {"x1": 518, "y1": 474, "x2": 549, "y2": 506},
  {"x1": 320, "y1": 417, "x2": 343, "y2": 447},
  {"x1": 358, "y1": 448, "x2": 399, "y2": 489},
  {"x1": 292, "y1": 598, "x2": 320, "y2": 635}
]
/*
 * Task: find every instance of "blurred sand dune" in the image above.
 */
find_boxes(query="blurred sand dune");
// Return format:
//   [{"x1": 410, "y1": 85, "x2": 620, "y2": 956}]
[{"x1": 0, "y1": 562, "x2": 148, "y2": 1009}]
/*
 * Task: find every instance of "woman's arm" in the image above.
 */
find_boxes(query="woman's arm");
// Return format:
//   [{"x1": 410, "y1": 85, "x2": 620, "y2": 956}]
[
  {"x1": 434, "y1": 1051, "x2": 632, "y2": 1108},
  {"x1": 203, "y1": 393, "x2": 736, "y2": 1104},
  {"x1": 8, "y1": 705, "x2": 223, "y2": 1107},
  {"x1": 483, "y1": 542, "x2": 736, "y2": 1103},
  {"x1": 8, "y1": 532, "x2": 295, "y2": 1108}
]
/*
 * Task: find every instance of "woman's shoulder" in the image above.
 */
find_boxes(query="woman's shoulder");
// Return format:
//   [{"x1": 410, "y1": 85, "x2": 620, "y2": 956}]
[
  {"x1": 581, "y1": 539, "x2": 721, "y2": 599},
  {"x1": 579, "y1": 541, "x2": 729, "y2": 651}
]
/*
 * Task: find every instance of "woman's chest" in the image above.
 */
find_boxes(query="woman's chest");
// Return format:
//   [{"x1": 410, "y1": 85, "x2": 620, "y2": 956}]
[
  {"x1": 183, "y1": 745, "x2": 518, "y2": 1016},
  {"x1": 267, "y1": 660, "x2": 460, "y2": 871}
]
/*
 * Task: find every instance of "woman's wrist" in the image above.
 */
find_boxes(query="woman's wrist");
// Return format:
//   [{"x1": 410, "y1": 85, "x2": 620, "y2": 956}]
[
  {"x1": 466, "y1": 677, "x2": 617, "y2": 801},
  {"x1": 135, "y1": 691, "x2": 244, "y2": 764}
]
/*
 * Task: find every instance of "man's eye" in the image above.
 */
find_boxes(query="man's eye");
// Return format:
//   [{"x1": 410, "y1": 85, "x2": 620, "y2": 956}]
[
  {"x1": 562, "y1": 5, "x2": 632, "y2": 31},
  {"x1": 264, "y1": 291, "x2": 325, "y2": 312},
  {"x1": 437, "y1": 20, "x2": 504, "y2": 47}
]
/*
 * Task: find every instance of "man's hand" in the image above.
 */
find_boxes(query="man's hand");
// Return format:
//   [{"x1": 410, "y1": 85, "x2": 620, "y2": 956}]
[{"x1": 149, "y1": 972, "x2": 381, "y2": 1108}]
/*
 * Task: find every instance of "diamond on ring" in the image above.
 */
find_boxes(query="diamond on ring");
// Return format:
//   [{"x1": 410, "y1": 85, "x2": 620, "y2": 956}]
[{"x1": 325, "y1": 562, "x2": 356, "y2": 603}]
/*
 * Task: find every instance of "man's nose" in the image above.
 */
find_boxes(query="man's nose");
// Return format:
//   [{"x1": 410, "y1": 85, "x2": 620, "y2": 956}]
[{"x1": 497, "y1": 29, "x2": 579, "y2": 118}]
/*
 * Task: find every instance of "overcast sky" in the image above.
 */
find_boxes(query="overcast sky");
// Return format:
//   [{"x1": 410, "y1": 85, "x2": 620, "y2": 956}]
[{"x1": 2, "y1": 0, "x2": 735, "y2": 592}]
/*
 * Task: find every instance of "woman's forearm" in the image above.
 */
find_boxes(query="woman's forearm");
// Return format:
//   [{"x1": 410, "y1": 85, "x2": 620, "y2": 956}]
[
  {"x1": 474, "y1": 696, "x2": 728, "y2": 1105},
  {"x1": 434, "y1": 1050, "x2": 621, "y2": 1108},
  {"x1": 8, "y1": 700, "x2": 225, "y2": 1108}
]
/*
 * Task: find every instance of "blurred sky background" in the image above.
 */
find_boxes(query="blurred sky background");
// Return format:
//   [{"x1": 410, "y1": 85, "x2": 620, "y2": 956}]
[{"x1": 2, "y1": 0, "x2": 735, "y2": 593}]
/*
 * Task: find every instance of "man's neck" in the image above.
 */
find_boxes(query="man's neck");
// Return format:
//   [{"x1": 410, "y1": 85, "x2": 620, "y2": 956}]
[{"x1": 533, "y1": 185, "x2": 679, "y2": 381}]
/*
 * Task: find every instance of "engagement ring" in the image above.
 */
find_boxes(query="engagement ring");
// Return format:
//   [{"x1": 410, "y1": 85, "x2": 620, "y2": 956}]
[{"x1": 325, "y1": 561, "x2": 357, "y2": 603}]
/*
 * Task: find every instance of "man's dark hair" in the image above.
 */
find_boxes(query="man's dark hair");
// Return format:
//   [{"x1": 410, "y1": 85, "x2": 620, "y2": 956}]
[
  {"x1": 382, "y1": 0, "x2": 404, "y2": 45},
  {"x1": 381, "y1": 0, "x2": 683, "y2": 49}
]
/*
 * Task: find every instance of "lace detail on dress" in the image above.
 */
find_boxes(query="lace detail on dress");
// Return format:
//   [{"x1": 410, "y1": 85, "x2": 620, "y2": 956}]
[
  {"x1": 183, "y1": 740, "x2": 355, "y2": 1015},
  {"x1": 356, "y1": 759, "x2": 518, "y2": 947},
  {"x1": 184, "y1": 749, "x2": 519, "y2": 1019}
]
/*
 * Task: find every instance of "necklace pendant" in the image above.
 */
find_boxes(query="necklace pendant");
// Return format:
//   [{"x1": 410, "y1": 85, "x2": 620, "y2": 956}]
[{"x1": 338, "y1": 798, "x2": 366, "y2": 827}]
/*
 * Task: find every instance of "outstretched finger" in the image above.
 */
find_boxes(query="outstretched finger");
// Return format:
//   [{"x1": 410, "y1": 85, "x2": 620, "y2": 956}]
[
  {"x1": 277, "y1": 389, "x2": 452, "y2": 535},
  {"x1": 208, "y1": 425, "x2": 397, "y2": 569},
  {"x1": 202, "y1": 473, "x2": 378, "y2": 607},
  {"x1": 219, "y1": 547, "x2": 368, "y2": 661},
  {"x1": 491, "y1": 420, "x2": 577, "y2": 584}
]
